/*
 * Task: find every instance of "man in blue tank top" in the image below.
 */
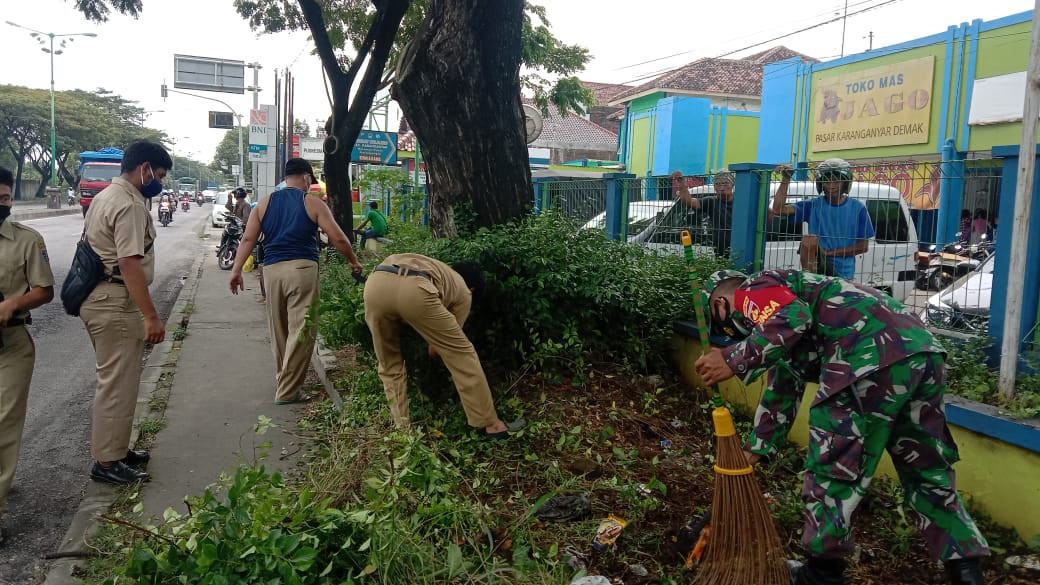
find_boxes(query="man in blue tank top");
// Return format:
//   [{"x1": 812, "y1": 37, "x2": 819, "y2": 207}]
[{"x1": 229, "y1": 159, "x2": 362, "y2": 404}]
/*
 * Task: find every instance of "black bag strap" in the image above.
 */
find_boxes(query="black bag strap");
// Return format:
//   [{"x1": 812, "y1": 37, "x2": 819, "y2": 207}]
[{"x1": 82, "y1": 208, "x2": 155, "y2": 279}]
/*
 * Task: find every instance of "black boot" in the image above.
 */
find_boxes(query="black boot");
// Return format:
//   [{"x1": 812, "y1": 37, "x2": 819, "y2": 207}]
[
  {"x1": 790, "y1": 557, "x2": 846, "y2": 585},
  {"x1": 945, "y1": 558, "x2": 986, "y2": 585}
]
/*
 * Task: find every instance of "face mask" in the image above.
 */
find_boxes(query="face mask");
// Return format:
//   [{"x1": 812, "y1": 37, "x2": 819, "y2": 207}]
[
  {"x1": 139, "y1": 166, "x2": 163, "y2": 198},
  {"x1": 0, "y1": 204, "x2": 10, "y2": 224}
]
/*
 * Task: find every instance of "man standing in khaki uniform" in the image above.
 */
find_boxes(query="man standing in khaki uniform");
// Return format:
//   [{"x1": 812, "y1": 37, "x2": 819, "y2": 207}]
[
  {"x1": 230, "y1": 158, "x2": 362, "y2": 403},
  {"x1": 81, "y1": 141, "x2": 171, "y2": 485},
  {"x1": 364, "y1": 253, "x2": 523, "y2": 438},
  {"x1": 0, "y1": 166, "x2": 55, "y2": 545}
]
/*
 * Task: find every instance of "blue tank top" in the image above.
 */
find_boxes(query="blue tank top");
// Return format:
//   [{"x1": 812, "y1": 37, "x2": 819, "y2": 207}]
[{"x1": 260, "y1": 188, "x2": 319, "y2": 265}]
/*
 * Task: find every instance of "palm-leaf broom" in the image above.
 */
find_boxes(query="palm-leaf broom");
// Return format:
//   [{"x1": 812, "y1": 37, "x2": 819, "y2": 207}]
[{"x1": 680, "y1": 230, "x2": 788, "y2": 585}]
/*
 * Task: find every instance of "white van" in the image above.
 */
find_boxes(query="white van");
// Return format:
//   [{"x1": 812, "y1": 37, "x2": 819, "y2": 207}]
[{"x1": 637, "y1": 182, "x2": 920, "y2": 301}]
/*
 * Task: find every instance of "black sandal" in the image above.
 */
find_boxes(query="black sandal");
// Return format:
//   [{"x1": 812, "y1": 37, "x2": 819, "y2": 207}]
[{"x1": 483, "y1": 418, "x2": 526, "y2": 440}]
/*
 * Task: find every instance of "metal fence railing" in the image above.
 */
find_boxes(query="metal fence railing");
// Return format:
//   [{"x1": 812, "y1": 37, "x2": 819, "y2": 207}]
[{"x1": 533, "y1": 160, "x2": 1003, "y2": 338}]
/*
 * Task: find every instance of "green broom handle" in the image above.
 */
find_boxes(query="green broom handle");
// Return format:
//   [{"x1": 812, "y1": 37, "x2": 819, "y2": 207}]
[{"x1": 681, "y1": 231, "x2": 723, "y2": 407}]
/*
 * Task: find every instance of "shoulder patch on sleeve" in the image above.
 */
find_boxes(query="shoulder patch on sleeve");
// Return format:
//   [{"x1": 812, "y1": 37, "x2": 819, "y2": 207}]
[{"x1": 736, "y1": 285, "x2": 798, "y2": 326}]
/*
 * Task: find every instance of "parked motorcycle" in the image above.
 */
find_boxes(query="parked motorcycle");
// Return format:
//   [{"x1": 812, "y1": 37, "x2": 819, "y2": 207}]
[
  {"x1": 158, "y1": 201, "x2": 173, "y2": 227},
  {"x1": 915, "y1": 232, "x2": 993, "y2": 291},
  {"x1": 217, "y1": 213, "x2": 245, "y2": 270}
]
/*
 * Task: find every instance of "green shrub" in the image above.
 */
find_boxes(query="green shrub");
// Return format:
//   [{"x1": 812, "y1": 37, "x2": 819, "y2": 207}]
[{"x1": 319, "y1": 213, "x2": 728, "y2": 394}]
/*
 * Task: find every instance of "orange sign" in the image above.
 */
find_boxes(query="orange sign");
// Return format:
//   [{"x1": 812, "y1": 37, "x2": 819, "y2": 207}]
[{"x1": 850, "y1": 161, "x2": 940, "y2": 211}]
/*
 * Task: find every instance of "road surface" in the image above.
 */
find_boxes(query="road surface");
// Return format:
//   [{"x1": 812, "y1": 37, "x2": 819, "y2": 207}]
[{"x1": 0, "y1": 203, "x2": 212, "y2": 585}]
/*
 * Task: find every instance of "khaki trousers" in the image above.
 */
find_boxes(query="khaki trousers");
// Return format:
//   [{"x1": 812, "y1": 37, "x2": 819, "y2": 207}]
[
  {"x1": 264, "y1": 259, "x2": 319, "y2": 401},
  {"x1": 0, "y1": 325, "x2": 34, "y2": 518},
  {"x1": 80, "y1": 282, "x2": 145, "y2": 462},
  {"x1": 363, "y1": 272, "x2": 498, "y2": 428}
]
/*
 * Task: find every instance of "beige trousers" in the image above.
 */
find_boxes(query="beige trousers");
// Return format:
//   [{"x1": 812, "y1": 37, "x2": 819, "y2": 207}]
[
  {"x1": 0, "y1": 325, "x2": 34, "y2": 518},
  {"x1": 80, "y1": 282, "x2": 145, "y2": 462},
  {"x1": 363, "y1": 271, "x2": 498, "y2": 428},
  {"x1": 264, "y1": 259, "x2": 319, "y2": 401}
]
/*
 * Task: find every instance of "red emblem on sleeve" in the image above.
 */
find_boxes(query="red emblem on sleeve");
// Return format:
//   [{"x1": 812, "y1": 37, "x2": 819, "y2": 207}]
[{"x1": 736, "y1": 286, "x2": 798, "y2": 326}]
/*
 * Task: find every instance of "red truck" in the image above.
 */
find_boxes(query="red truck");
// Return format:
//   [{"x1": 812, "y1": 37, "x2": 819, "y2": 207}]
[{"x1": 77, "y1": 148, "x2": 123, "y2": 216}]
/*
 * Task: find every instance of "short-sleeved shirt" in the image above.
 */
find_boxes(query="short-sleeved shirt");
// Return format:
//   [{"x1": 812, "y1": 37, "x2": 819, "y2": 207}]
[
  {"x1": 0, "y1": 219, "x2": 55, "y2": 320},
  {"x1": 791, "y1": 196, "x2": 874, "y2": 279},
  {"x1": 696, "y1": 196, "x2": 733, "y2": 256},
  {"x1": 381, "y1": 253, "x2": 471, "y2": 326},
  {"x1": 365, "y1": 209, "x2": 388, "y2": 236},
  {"x1": 233, "y1": 199, "x2": 251, "y2": 223},
  {"x1": 84, "y1": 177, "x2": 157, "y2": 284}
]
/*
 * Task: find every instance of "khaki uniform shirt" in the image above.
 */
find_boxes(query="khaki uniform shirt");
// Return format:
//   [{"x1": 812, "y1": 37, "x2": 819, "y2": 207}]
[
  {"x1": 381, "y1": 253, "x2": 471, "y2": 326},
  {"x1": 0, "y1": 219, "x2": 55, "y2": 319},
  {"x1": 84, "y1": 177, "x2": 157, "y2": 284}
]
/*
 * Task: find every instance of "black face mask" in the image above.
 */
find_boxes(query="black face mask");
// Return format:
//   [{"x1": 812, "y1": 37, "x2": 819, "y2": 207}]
[{"x1": 0, "y1": 205, "x2": 11, "y2": 225}]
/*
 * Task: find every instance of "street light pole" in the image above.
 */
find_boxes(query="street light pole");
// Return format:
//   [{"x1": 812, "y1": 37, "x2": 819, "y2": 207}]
[
  {"x1": 6, "y1": 21, "x2": 96, "y2": 188},
  {"x1": 161, "y1": 85, "x2": 245, "y2": 187}
]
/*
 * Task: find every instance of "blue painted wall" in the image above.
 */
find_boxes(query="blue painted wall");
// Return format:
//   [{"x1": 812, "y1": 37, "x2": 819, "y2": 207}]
[
  {"x1": 652, "y1": 96, "x2": 711, "y2": 176},
  {"x1": 757, "y1": 58, "x2": 803, "y2": 164}
]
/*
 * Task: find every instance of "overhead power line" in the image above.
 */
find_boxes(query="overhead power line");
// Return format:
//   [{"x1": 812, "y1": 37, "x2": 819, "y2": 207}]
[{"x1": 619, "y1": 0, "x2": 904, "y2": 86}]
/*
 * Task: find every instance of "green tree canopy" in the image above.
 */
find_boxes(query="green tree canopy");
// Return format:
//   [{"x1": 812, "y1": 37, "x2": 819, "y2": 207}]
[
  {"x1": 0, "y1": 85, "x2": 165, "y2": 198},
  {"x1": 210, "y1": 126, "x2": 251, "y2": 185}
]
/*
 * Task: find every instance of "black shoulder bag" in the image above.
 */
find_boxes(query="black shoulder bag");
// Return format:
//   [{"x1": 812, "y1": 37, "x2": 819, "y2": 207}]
[{"x1": 60, "y1": 230, "x2": 107, "y2": 317}]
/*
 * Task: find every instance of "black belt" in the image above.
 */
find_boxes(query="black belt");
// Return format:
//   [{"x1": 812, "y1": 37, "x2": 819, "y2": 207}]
[
  {"x1": 4, "y1": 317, "x2": 31, "y2": 328},
  {"x1": 374, "y1": 265, "x2": 432, "y2": 280}
]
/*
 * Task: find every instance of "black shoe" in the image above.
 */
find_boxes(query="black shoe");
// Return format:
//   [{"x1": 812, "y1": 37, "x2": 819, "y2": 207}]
[
  {"x1": 120, "y1": 449, "x2": 150, "y2": 467},
  {"x1": 791, "y1": 557, "x2": 846, "y2": 585},
  {"x1": 945, "y1": 558, "x2": 987, "y2": 585},
  {"x1": 90, "y1": 461, "x2": 150, "y2": 485}
]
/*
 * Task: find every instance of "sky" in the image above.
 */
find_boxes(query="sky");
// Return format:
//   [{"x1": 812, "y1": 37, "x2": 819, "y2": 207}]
[{"x1": 1, "y1": 0, "x2": 1034, "y2": 165}]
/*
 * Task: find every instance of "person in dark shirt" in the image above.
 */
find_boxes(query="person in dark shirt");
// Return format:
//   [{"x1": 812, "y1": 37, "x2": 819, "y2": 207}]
[{"x1": 671, "y1": 169, "x2": 734, "y2": 257}]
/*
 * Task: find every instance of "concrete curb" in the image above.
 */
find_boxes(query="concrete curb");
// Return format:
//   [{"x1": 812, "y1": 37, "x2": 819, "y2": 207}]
[
  {"x1": 311, "y1": 337, "x2": 343, "y2": 409},
  {"x1": 41, "y1": 225, "x2": 209, "y2": 585},
  {"x1": 12, "y1": 209, "x2": 81, "y2": 221}
]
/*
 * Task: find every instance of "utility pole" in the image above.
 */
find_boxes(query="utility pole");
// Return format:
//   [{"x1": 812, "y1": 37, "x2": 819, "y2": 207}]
[
  {"x1": 866, "y1": 31, "x2": 874, "y2": 51},
  {"x1": 999, "y1": 0, "x2": 1040, "y2": 396},
  {"x1": 839, "y1": 0, "x2": 849, "y2": 58}
]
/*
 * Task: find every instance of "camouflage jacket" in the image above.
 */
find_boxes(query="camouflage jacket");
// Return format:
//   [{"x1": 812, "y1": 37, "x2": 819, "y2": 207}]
[{"x1": 722, "y1": 270, "x2": 944, "y2": 404}]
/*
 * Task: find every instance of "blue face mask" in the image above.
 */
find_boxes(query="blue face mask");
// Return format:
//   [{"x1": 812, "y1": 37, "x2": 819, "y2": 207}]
[{"x1": 139, "y1": 166, "x2": 163, "y2": 198}]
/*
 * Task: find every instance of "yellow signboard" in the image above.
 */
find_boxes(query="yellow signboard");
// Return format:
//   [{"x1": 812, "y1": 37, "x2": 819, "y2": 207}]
[{"x1": 812, "y1": 56, "x2": 935, "y2": 152}]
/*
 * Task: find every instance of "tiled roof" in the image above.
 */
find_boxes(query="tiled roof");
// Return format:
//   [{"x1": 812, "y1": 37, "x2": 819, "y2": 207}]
[
  {"x1": 395, "y1": 103, "x2": 618, "y2": 152},
  {"x1": 610, "y1": 45, "x2": 816, "y2": 104},
  {"x1": 526, "y1": 100, "x2": 618, "y2": 149},
  {"x1": 397, "y1": 118, "x2": 416, "y2": 151},
  {"x1": 581, "y1": 81, "x2": 635, "y2": 105}
]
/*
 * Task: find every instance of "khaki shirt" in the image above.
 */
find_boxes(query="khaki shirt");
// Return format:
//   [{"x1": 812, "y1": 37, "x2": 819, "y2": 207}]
[
  {"x1": 381, "y1": 253, "x2": 471, "y2": 326},
  {"x1": 84, "y1": 177, "x2": 157, "y2": 284},
  {"x1": 0, "y1": 219, "x2": 55, "y2": 319}
]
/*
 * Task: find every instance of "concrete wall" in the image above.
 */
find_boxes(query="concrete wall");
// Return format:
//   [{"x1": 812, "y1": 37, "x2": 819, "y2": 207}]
[
  {"x1": 673, "y1": 333, "x2": 1040, "y2": 542},
  {"x1": 551, "y1": 147, "x2": 617, "y2": 165}
]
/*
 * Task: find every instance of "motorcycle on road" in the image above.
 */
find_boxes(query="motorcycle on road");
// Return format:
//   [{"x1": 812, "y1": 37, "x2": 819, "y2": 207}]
[
  {"x1": 217, "y1": 213, "x2": 245, "y2": 270},
  {"x1": 181, "y1": 198, "x2": 191, "y2": 212},
  {"x1": 158, "y1": 200, "x2": 173, "y2": 227}
]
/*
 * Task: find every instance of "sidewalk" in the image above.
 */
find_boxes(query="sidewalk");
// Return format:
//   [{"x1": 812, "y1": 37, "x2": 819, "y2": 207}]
[
  {"x1": 12, "y1": 199, "x2": 81, "y2": 221},
  {"x1": 137, "y1": 251, "x2": 308, "y2": 519}
]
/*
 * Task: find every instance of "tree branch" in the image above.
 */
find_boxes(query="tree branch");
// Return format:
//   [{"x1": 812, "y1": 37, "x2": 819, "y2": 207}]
[
  {"x1": 340, "y1": 0, "x2": 409, "y2": 136},
  {"x1": 297, "y1": 0, "x2": 348, "y2": 96}
]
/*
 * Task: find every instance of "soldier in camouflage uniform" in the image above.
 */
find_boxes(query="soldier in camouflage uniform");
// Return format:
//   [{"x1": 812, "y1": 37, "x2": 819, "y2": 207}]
[{"x1": 694, "y1": 269, "x2": 989, "y2": 585}]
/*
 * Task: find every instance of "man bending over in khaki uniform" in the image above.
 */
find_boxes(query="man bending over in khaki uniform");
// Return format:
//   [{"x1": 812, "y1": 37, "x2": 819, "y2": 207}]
[
  {"x1": 364, "y1": 253, "x2": 524, "y2": 439},
  {"x1": 0, "y1": 166, "x2": 55, "y2": 545}
]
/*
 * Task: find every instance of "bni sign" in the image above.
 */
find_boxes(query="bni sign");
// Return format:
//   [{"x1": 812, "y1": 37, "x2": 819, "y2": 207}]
[{"x1": 248, "y1": 108, "x2": 273, "y2": 162}]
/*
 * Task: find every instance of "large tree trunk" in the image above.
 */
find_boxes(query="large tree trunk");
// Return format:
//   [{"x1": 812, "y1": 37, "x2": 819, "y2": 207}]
[{"x1": 394, "y1": 0, "x2": 532, "y2": 238}]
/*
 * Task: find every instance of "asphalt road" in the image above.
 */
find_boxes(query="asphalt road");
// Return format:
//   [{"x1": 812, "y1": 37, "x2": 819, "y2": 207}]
[{"x1": 0, "y1": 202, "x2": 212, "y2": 585}]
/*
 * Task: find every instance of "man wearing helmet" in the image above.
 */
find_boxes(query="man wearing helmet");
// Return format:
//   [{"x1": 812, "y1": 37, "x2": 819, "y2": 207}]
[
  {"x1": 694, "y1": 269, "x2": 989, "y2": 585},
  {"x1": 770, "y1": 159, "x2": 874, "y2": 279}
]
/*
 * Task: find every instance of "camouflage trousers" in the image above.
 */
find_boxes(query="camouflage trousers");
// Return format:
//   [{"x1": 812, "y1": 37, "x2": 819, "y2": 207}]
[{"x1": 753, "y1": 352, "x2": 990, "y2": 561}]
